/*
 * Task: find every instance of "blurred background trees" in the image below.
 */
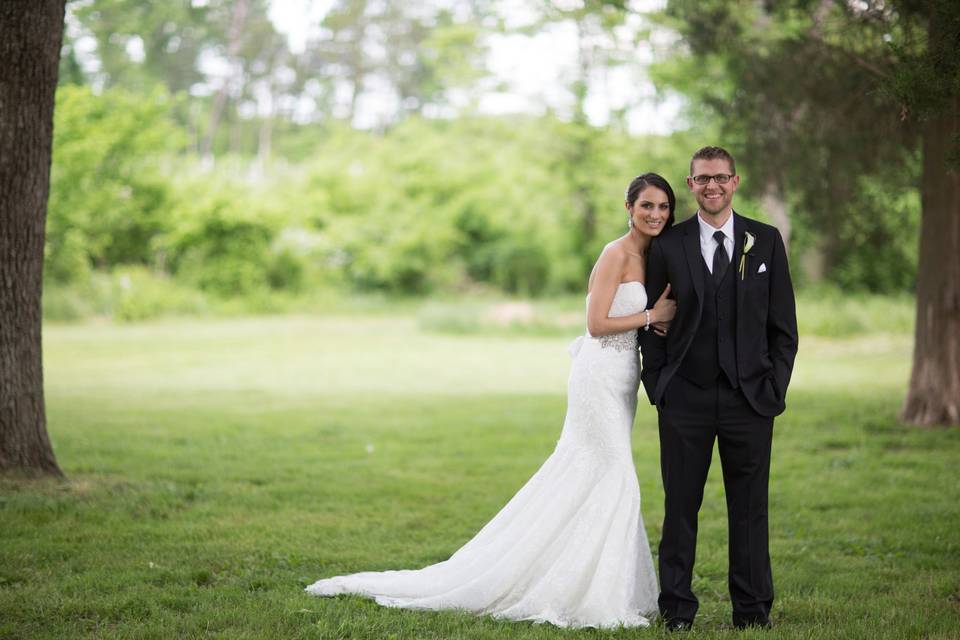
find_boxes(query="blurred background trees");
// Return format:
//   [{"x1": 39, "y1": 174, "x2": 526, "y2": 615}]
[
  {"x1": 50, "y1": 0, "x2": 696, "y2": 302},
  {"x1": 35, "y1": 0, "x2": 959, "y2": 423}
]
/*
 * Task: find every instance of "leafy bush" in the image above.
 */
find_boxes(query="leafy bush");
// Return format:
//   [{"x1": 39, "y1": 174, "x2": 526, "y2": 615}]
[
  {"x1": 110, "y1": 267, "x2": 210, "y2": 322},
  {"x1": 43, "y1": 87, "x2": 922, "y2": 311},
  {"x1": 159, "y1": 175, "x2": 282, "y2": 296},
  {"x1": 47, "y1": 85, "x2": 185, "y2": 282},
  {"x1": 831, "y1": 173, "x2": 920, "y2": 293},
  {"x1": 43, "y1": 276, "x2": 113, "y2": 322},
  {"x1": 43, "y1": 269, "x2": 207, "y2": 323}
]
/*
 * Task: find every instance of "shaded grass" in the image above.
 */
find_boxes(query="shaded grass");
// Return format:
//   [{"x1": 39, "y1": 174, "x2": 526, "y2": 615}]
[{"x1": 2, "y1": 315, "x2": 958, "y2": 639}]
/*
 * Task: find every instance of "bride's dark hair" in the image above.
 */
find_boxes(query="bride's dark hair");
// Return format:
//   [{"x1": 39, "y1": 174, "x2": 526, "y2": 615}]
[{"x1": 625, "y1": 173, "x2": 676, "y2": 230}]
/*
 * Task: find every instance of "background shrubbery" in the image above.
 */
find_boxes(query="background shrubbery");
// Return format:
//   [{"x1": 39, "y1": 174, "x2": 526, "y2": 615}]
[
  {"x1": 43, "y1": 0, "x2": 932, "y2": 326},
  {"x1": 48, "y1": 86, "x2": 921, "y2": 324}
]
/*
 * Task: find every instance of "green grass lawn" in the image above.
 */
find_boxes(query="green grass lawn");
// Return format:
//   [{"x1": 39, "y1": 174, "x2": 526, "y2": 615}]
[{"x1": 2, "y1": 311, "x2": 958, "y2": 639}]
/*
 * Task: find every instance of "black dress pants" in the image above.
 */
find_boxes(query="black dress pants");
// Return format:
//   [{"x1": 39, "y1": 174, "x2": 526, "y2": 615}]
[{"x1": 657, "y1": 373, "x2": 774, "y2": 627}]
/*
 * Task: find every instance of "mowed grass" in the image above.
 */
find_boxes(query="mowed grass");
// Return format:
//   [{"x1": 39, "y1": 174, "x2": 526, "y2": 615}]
[{"x1": 2, "y1": 312, "x2": 959, "y2": 639}]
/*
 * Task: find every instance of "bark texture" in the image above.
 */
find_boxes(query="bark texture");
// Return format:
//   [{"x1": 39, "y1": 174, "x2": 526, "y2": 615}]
[
  {"x1": 0, "y1": 0, "x2": 66, "y2": 475},
  {"x1": 900, "y1": 94, "x2": 960, "y2": 426},
  {"x1": 760, "y1": 177, "x2": 791, "y2": 254}
]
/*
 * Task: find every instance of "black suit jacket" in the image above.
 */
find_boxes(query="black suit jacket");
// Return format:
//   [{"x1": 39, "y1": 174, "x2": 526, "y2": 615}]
[{"x1": 639, "y1": 212, "x2": 799, "y2": 418}]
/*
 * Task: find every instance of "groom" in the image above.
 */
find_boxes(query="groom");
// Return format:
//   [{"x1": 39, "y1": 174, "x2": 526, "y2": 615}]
[{"x1": 639, "y1": 146, "x2": 798, "y2": 630}]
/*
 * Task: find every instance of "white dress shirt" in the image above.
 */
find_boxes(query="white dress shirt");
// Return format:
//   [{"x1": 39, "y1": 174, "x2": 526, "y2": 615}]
[{"x1": 697, "y1": 212, "x2": 735, "y2": 274}]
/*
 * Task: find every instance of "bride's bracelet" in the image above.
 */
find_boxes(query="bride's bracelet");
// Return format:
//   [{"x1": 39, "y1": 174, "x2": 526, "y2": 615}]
[{"x1": 644, "y1": 309, "x2": 651, "y2": 331}]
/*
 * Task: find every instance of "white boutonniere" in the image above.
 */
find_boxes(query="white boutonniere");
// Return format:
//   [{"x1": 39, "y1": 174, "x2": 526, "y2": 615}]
[{"x1": 739, "y1": 231, "x2": 756, "y2": 280}]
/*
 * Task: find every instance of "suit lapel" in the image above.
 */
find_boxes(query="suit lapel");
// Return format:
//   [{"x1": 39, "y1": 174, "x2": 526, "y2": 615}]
[{"x1": 682, "y1": 220, "x2": 704, "y2": 306}]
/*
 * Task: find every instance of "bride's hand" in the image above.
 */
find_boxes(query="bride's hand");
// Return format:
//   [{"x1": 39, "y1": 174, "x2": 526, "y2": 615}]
[{"x1": 652, "y1": 283, "x2": 676, "y2": 323}]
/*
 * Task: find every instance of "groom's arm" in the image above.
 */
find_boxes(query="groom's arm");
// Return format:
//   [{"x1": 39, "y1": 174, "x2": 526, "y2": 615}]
[
  {"x1": 767, "y1": 229, "x2": 799, "y2": 400},
  {"x1": 639, "y1": 237, "x2": 668, "y2": 405}
]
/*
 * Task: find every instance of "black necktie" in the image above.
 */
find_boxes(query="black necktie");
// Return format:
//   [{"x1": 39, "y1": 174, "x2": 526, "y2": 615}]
[{"x1": 712, "y1": 230, "x2": 729, "y2": 284}]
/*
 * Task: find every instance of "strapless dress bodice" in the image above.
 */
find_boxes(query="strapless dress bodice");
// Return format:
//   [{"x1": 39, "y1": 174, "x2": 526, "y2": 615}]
[{"x1": 579, "y1": 281, "x2": 647, "y2": 353}]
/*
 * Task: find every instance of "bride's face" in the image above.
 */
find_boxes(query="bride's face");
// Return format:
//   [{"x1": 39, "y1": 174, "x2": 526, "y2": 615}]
[{"x1": 626, "y1": 186, "x2": 671, "y2": 237}]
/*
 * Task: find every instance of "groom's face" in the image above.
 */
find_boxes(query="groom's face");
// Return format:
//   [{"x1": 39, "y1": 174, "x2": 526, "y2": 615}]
[{"x1": 688, "y1": 158, "x2": 739, "y2": 217}]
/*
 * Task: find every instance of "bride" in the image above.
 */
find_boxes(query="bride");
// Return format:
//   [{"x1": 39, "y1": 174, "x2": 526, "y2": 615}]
[{"x1": 306, "y1": 173, "x2": 678, "y2": 628}]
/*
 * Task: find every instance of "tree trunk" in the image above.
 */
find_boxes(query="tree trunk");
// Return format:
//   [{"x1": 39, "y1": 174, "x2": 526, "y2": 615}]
[
  {"x1": 760, "y1": 176, "x2": 790, "y2": 254},
  {"x1": 347, "y1": 68, "x2": 364, "y2": 124},
  {"x1": 200, "y1": 0, "x2": 249, "y2": 161},
  {"x1": 900, "y1": 95, "x2": 960, "y2": 426},
  {"x1": 257, "y1": 114, "x2": 273, "y2": 168},
  {"x1": 0, "y1": 0, "x2": 66, "y2": 475}
]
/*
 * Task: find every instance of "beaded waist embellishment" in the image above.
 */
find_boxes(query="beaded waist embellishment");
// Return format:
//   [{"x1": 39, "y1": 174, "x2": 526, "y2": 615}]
[{"x1": 598, "y1": 331, "x2": 637, "y2": 352}]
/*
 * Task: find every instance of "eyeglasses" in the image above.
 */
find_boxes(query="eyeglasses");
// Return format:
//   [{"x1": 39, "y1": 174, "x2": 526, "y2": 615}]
[{"x1": 691, "y1": 173, "x2": 734, "y2": 185}]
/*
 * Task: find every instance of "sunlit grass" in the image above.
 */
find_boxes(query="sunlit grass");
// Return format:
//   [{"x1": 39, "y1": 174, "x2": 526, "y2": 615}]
[
  {"x1": 415, "y1": 288, "x2": 914, "y2": 339},
  {"x1": 2, "y1": 311, "x2": 957, "y2": 639}
]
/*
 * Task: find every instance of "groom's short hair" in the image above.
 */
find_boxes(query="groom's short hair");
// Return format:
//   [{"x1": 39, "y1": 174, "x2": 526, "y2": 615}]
[{"x1": 690, "y1": 146, "x2": 736, "y2": 176}]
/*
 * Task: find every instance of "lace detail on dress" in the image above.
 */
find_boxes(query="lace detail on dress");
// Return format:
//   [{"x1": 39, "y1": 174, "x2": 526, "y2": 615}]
[{"x1": 598, "y1": 331, "x2": 637, "y2": 352}]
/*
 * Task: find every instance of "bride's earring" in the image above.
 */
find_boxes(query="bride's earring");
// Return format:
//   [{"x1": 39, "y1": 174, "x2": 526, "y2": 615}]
[{"x1": 627, "y1": 217, "x2": 634, "y2": 229}]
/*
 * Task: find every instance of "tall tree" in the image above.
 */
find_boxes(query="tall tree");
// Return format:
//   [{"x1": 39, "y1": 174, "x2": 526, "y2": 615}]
[
  {"x1": 654, "y1": 0, "x2": 914, "y2": 257},
  {"x1": 893, "y1": 1, "x2": 960, "y2": 425},
  {"x1": 0, "y1": 0, "x2": 66, "y2": 475},
  {"x1": 659, "y1": 0, "x2": 959, "y2": 425}
]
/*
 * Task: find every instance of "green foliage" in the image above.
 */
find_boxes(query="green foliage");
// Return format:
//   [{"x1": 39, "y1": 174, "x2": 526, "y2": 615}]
[
  {"x1": 656, "y1": 0, "x2": 925, "y2": 293},
  {"x1": 42, "y1": 275, "x2": 114, "y2": 322},
  {"x1": 166, "y1": 199, "x2": 276, "y2": 295},
  {"x1": 831, "y1": 173, "x2": 921, "y2": 293},
  {"x1": 159, "y1": 165, "x2": 333, "y2": 298},
  {"x1": 47, "y1": 85, "x2": 185, "y2": 282},
  {"x1": 109, "y1": 267, "x2": 212, "y2": 322},
  {"x1": 54, "y1": 0, "x2": 941, "y2": 302},
  {"x1": 289, "y1": 116, "x2": 677, "y2": 296},
  {"x1": 43, "y1": 269, "x2": 209, "y2": 323},
  {"x1": 71, "y1": 0, "x2": 213, "y2": 93},
  {"x1": 46, "y1": 49, "x2": 923, "y2": 313},
  {"x1": 886, "y1": 1, "x2": 960, "y2": 125}
]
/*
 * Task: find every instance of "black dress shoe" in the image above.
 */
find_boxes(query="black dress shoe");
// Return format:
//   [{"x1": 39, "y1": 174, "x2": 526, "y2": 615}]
[
  {"x1": 664, "y1": 618, "x2": 693, "y2": 631},
  {"x1": 733, "y1": 617, "x2": 771, "y2": 629}
]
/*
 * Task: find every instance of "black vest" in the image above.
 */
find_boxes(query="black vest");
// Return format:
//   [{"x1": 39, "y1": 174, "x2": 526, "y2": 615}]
[{"x1": 676, "y1": 259, "x2": 739, "y2": 388}]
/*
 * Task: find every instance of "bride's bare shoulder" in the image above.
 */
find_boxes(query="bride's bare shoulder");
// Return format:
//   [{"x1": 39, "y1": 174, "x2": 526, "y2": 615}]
[
  {"x1": 588, "y1": 240, "x2": 631, "y2": 290},
  {"x1": 598, "y1": 238, "x2": 631, "y2": 261}
]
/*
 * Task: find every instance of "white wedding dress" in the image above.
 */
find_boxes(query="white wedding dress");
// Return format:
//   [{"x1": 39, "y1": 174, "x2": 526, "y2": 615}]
[{"x1": 306, "y1": 281, "x2": 658, "y2": 628}]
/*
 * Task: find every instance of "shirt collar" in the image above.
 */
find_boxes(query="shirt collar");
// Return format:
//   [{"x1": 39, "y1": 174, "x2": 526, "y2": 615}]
[{"x1": 697, "y1": 210, "x2": 735, "y2": 245}]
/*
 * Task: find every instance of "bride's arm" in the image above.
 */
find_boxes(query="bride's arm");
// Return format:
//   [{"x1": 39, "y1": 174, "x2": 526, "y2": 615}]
[{"x1": 586, "y1": 245, "x2": 673, "y2": 336}]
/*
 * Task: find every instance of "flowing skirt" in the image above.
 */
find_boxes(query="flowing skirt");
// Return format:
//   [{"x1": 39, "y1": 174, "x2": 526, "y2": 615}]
[{"x1": 306, "y1": 336, "x2": 658, "y2": 628}]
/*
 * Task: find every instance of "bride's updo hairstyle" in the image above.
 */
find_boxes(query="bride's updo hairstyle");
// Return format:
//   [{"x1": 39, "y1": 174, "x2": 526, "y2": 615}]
[{"x1": 625, "y1": 173, "x2": 676, "y2": 230}]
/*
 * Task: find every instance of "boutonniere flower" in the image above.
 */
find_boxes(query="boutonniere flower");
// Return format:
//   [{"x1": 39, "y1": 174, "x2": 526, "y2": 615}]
[{"x1": 739, "y1": 231, "x2": 756, "y2": 280}]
